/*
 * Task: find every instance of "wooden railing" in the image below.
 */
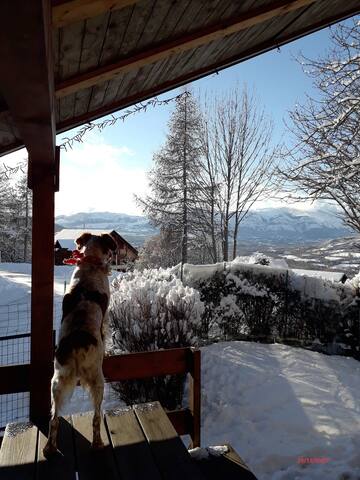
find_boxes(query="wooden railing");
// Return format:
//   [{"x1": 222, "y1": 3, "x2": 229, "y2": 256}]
[{"x1": 0, "y1": 347, "x2": 201, "y2": 447}]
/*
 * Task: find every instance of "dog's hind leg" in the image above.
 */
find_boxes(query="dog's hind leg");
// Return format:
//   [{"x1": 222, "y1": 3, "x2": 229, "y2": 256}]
[
  {"x1": 88, "y1": 371, "x2": 105, "y2": 449},
  {"x1": 43, "y1": 372, "x2": 76, "y2": 457}
]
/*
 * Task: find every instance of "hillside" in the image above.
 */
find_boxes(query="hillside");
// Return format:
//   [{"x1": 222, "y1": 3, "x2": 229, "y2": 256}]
[{"x1": 55, "y1": 206, "x2": 351, "y2": 247}]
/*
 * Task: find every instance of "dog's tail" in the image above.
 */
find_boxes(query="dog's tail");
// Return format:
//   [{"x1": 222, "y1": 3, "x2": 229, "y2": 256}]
[{"x1": 55, "y1": 331, "x2": 98, "y2": 365}]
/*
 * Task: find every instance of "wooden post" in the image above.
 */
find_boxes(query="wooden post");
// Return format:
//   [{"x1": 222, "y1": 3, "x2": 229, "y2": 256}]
[
  {"x1": 30, "y1": 166, "x2": 56, "y2": 425},
  {"x1": 189, "y1": 348, "x2": 201, "y2": 448},
  {"x1": 0, "y1": 0, "x2": 57, "y2": 424}
]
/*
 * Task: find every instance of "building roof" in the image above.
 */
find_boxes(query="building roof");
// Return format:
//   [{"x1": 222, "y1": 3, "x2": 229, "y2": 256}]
[{"x1": 1, "y1": 0, "x2": 360, "y2": 158}]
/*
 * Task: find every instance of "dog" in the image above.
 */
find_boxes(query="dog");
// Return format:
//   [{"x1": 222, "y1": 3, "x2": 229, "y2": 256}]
[{"x1": 43, "y1": 232, "x2": 117, "y2": 457}]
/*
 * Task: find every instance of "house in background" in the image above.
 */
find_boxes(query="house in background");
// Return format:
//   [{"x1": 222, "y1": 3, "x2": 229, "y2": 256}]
[{"x1": 55, "y1": 229, "x2": 138, "y2": 269}]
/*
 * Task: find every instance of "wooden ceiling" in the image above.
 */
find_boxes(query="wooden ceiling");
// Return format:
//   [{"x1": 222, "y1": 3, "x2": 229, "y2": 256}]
[{"x1": 1, "y1": 0, "x2": 360, "y2": 158}]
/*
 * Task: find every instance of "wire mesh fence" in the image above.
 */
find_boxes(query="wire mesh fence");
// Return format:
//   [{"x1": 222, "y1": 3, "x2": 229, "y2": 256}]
[
  {"x1": 0, "y1": 333, "x2": 30, "y2": 366},
  {"x1": 0, "y1": 392, "x2": 30, "y2": 431},
  {"x1": 0, "y1": 303, "x2": 31, "y2": 336},
  {"x1": 0, "y1": 300, "x2": 62, "y2": 431},
  {"x1": 0, "y1": 299, "x2": 123, "y2": 430}
]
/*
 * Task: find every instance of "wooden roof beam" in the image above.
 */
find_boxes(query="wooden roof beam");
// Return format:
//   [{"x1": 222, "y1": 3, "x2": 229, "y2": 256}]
[
  {"x1": 52, "y1": 0, "x2": 139, "y2": 28},
  {"x1": 55, "y1": 1, "x2": 360, "y2": 133},
  {"x1": 55, "y1": 0, "x2": 318, "y2": 97}
]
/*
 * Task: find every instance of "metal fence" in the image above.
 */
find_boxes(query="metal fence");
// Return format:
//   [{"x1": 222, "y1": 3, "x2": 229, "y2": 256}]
[
  {"x1": 0, "y1": 303, "x2": 31, "y2": 337},
  {"x1": 0, "y1": 301, "x2": 121, "y2": 431}
]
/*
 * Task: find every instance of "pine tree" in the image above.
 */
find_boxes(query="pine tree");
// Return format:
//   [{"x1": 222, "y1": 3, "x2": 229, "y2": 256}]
[{"x1": 137, "y1": 90, "x2": 202, "y2": 267}]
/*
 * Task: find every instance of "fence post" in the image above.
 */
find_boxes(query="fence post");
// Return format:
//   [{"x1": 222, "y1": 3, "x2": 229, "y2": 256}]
[{"x1": 189, "y1": 347, "x2": 201, "y2": 448}]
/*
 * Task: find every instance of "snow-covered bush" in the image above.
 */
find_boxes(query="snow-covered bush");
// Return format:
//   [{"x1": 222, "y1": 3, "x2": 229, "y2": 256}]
[
  {"x1": 109, "y1": 268, "x2": 204, "y2": 409},
  {"x1": 194, "y1": 268, "x2": 285, "y2": 340},
  {"x1": 179, "y1": 260, "x2": 359, "y2": 356}
]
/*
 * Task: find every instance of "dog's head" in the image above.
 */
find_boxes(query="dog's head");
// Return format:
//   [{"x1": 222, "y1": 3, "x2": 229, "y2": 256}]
[{"x1": 75, "y1": 232, "x2": 117, "y2": 262}]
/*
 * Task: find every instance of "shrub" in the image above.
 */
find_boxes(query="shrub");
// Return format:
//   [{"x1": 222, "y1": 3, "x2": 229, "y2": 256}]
[{"x1": 109, "y1": 268, "x2": 204, "y2": 409}]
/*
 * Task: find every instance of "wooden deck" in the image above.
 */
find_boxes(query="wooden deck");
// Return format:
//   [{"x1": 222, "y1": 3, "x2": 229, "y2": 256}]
[{"x1": 0, "y1": 401, "x2": 257, "y2": 479}]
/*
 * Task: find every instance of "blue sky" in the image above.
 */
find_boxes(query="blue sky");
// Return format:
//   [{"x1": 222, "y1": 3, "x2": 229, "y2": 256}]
[{"x1": 7, "y1": 21, "x2": 348, "y2": 215}]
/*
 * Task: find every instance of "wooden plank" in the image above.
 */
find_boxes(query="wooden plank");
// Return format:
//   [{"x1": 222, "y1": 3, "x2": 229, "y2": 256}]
[
  {"x1": 99, "y1": 6, "x2": 135, "y2": 66},
  {"x1": 98, "y1": 5, "x2": 135, "y2": 106},
  {"x1": 72, "y1": 413, "x2": 118, "y2": 480},
  {"x1": 134, "y1": 402, "x2": 206, "y2": 480},
  {"x1": 53, "y1": 0, "x2": 139, "y2": 28},
  {"x1": 79, "y1": 13, "x2": 112, "y2": 110},
  {"x1": 152, "y1": 0, "x2": 191, "y2": 43},
  {"x1": 58, "y1": 19, "x2": 84, "y2": 121},
  {"x1": 53, "y1": 0, "x2": 360, "y2": 136},
  {"x1": 105, "y1": 407, "x2": 161, "y2": 480},
  {"x1": 118, "y1": 0, "x2": 155, "y2": 57},
  {"x1": 55, "y1": 0, "x2": 318, "y2": 97},
  {"x1": 103, "y1": 348, "x2": 192, "y2": 382},
  {"x1": 36, "y1": 417, "x2": 75, "y2": 480},
  {"x1": 135, "y1": 0, "x2": 172, "y2": 50},
  {"x1": 0, "y1": 422, "x2": 37, "y2": 480}
]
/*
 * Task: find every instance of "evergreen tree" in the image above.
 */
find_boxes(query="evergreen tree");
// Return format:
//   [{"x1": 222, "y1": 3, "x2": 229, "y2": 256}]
[{"x1": 137, "y1": 90, "x2": 202, "y2": 267}]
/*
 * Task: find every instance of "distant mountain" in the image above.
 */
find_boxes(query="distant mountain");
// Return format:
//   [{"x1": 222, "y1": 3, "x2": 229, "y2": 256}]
[
  {"x1": 238, "y1": 206, "x2": 351, "y2": 244},
  {"x1": 55, "y1": 212, "x2": 157, "y2": 247},
  {"x1": 55, "y1": 206, "x2": 351, "y2": 247}
]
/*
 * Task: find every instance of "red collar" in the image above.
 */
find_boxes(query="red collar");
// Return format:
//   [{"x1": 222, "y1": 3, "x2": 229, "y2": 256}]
[
  {"x1": 77, "y1": 255, "x2": 105, "y2": 267},
  {"x1": 63, "y1": 250, "x2": 104, "y2": 267}
]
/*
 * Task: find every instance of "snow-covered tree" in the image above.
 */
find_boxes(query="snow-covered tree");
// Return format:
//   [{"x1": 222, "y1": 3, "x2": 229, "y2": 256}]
[
  {"x1": 279, "y1": 19, "x2": 360, "y2": 232},
  {"x1": 196, "y1": 87, "x2": 278, "y2": 261},
  {"x1": 0, "y1": 164, "x2": 32, "y2": 262},
  {"x1": 11, "y1": 170, "x2": 32, "y2": 262},
  {"x1": 137, "y1": 90, "x2": 202, "y2": 267},
  {"x1": 136, "y1": 228, "x2": 181, "y2": 270}
]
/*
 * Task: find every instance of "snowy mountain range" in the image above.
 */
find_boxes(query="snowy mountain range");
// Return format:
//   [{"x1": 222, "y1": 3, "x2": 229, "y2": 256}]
[
  {"x1": 239, "y1": 206, "x2": 350, "y2": 243},
  {"x1": 55, "y1": 212, "x2": 157, "y2": 246},
  {"x1": 55, "y1": 206, "x2": 351, "y2": 246}
]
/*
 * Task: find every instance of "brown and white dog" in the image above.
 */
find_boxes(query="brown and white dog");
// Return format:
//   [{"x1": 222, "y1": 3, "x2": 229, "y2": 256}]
[{"x1": 43, "y1": 232, "x2": 117, "y2": 457}]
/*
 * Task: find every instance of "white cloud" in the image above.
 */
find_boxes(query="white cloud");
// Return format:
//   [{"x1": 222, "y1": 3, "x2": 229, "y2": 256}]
[{"x1": 56, "y1": 136, "x2": 148, "y2": 216}]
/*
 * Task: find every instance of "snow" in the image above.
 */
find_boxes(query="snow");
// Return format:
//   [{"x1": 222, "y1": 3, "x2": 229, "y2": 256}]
[
  {"x1": 292, "y1": 269, "x2": 346, "y2": 282},
  {"x1": 1, "y1": 264, "x2": 360, "y2": 479},
  {"x1": 189, "y1": 445, "x2": 229, "y2": 460},
  {"x1": 0, "y1": 263, "x2": 73, "y2": 335},
  {"x1": 202, "y1": 341, "x2": 360, "y2": 480}
]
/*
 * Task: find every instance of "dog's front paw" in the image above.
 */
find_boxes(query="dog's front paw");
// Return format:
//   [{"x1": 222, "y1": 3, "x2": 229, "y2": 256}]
[{"x1": 43, "y1": 442, "x2": 58, "y2": 458}]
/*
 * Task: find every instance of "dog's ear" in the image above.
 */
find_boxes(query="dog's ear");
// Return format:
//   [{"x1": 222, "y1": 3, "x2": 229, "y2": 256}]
[
  {"x1": 75, "y1": 232, "x2": 92, "y2": 249},
  {"x1": 100, "y1": 233, "x2": 117, "y2": 253}
]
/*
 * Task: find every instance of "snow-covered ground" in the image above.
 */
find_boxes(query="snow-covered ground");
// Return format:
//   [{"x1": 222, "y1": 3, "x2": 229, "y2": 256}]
[
  {"x1": 1, "y1": 264, "x2": 360, "y2": 479},
  {"x1": 202, "y1": 342, "x2": 360, "y2": 480},
  {"x1": 0, "y1": 263, "x2": 72, "y2": 336}
]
